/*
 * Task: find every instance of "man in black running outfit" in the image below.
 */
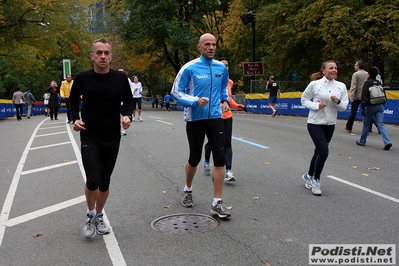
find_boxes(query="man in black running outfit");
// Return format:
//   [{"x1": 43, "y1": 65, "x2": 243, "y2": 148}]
[{"x1": 70, "y1": 38, "x2": 134, "y2": 239}]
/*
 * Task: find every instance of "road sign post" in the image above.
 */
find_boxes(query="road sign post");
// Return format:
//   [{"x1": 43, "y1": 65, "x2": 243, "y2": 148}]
[
  {"x1": 63, "y1": 59, "x2": 71, "y2": 80},
  {"x1": 243, "y1": 62, "x2": 264, "y2": 93}
]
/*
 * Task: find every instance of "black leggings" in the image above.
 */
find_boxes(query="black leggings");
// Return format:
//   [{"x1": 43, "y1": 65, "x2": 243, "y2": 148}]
[
  {"x1": 205, "y1": 117, "x2": 233, "y2": 169},
  {"x1": 186, "y1": 119, "x2": 225, "y2": 167},
  {"x1": 307, "y1": 124, "x2": 335, "y2": 180},
  {"x1": 81, "y1": 140, "x2": 120, "y2": 192}
]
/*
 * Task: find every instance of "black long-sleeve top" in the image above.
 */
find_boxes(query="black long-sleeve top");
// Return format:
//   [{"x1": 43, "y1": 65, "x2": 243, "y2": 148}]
[{"x1": 70, "y1": 69, "x2": 133, "y2": 142}]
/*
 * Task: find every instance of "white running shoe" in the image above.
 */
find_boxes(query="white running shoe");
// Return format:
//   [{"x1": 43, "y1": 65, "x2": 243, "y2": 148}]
[
  {"x1": 96, "y1": 214, "x2": 111, "y2": 235},
  {"x1": 301, "y1": 173, "x2": 312, "y2": 189},
  {"x1": 82, "y1": 213, "x2": 97, "y2": 239},
  {"x1": 311, "y1": 177, "x2": 321, "y2": 196},
  {"x1": 225, "y1": 171, "x2": 236, "y2": 182},
  {"x1": 203, "y1": 159, "x2": 211, "y2": 176}
]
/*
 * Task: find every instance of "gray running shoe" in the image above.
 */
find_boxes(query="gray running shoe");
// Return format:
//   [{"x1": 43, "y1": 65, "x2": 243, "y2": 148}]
[
  {"x1": 225, "y1": 171, "x2": 236, "y2": 182},
  {"x1": 203, "y1": 159, "x2": 211, "y2": 176},
  {"x1": 311, "y1": 177, "x2": 322, "y2": 196},
  {"x1": 96, "y1": 214, "x2": 111, "y2": 235},
  {"x1": 210, "y1": 200, "x2": 231, "y2": 218},
  {"x1": 302, "y1": 173, "x2": 312, "y2": 190},
  {"x1": 182, "y1": 190, "x2": 193, "y2": 208},
  {"x1": 82, "y1": 213, "x2": 97, "y2": 239}
]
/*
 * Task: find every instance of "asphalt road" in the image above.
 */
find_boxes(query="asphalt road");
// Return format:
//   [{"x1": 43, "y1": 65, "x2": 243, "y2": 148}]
[{"x1": 0, "y1": 103, "x2": 398, "y2": 266}]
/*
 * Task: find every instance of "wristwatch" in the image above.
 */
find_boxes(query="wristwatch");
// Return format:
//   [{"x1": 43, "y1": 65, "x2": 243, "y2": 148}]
[
  {"x1": 336, "y1": 100, "x2": 341, "y2": 104},
  {"x1": 127, "y1": 115, "x2": 132, "y2": 122}
]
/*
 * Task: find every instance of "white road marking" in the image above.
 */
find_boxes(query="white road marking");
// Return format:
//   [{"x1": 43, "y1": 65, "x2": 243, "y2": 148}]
[
  {"x1": 0, "y1": 119, "x2": 46, "y2": 247},
  {"x1": 29, "y1": 141, "x2": 71, "y2": 150},
  {"x1": 39, "y1": 125, "x2": 66, "y2": 130},
  {"x1": 149, "y1": 116, "x2": 163, "y2": 120},
  {"x1": 66, "y1": 124, "x2": 127, "y2": 266},
  {"x1": 0, "y1": 196, "x2": 86, "y2": 227},
  {"x1": 327, "y1": 175, "x2": 399, "y2": 204},
  {"x1": 156, "y1": 120, "x2": 173, "y2": 125},
  {"x1": 36, "y1": 131, "x2": 68, "y2": 137},
  {"x1": 232, "y1": 136, "x2": 269, "y2": 149},
  {"x1": 21, "y1": 160, "x2": 78, "y2": 175}
]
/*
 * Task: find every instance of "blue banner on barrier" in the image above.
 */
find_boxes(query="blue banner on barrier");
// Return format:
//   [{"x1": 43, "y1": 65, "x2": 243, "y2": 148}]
[
  {"x1": 0, "y1": 104, "x2": 66, "y2": 119},
  {"x1": 245, "y1": 98, "x2": 398, "y2": 123}
]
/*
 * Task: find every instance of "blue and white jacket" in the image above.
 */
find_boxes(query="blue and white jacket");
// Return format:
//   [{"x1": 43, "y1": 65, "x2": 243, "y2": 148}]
[{"x1": 171, "y1": 56, "x2": 229, "y2": 121}]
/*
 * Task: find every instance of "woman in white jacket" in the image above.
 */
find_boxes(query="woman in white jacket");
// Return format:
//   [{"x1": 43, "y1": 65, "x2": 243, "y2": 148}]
[{"x1": 300, "y1": 60, "x2": 348, "y2": 196}]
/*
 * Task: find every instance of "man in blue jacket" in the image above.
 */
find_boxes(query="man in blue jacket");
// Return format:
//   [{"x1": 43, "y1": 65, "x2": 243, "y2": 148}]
[{"x1": 171, "y1": 33, "x2": 231, "y2": 218}]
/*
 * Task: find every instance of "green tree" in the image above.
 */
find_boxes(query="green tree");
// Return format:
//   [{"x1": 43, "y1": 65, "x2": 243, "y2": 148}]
[
  {"x1": 222, "y1": 0, "x2": 399, "y2": 90},
  {"x1": 107, "y1": 0, "x2": 232, "y2": 77},
  {"x1": 0, "y1": 0, "x2": 97, "y2": 98}
]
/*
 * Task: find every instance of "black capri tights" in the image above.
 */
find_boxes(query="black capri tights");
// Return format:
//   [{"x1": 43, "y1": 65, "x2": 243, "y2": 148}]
[
  {"x1": 186, "y1": 119, "x2": 225, "y2": 167},
  {"x1": 81, "y1": 140, "x2": 120, "y2": 192},
  {"x1": 307, "y1": 123, "x2": 335, "y2": 180}
]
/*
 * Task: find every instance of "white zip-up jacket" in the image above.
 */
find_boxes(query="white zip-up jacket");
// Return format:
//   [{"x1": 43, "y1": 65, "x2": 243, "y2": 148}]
[{"x1": 301, "y1": 77, "x2": 348, "y2": 125}]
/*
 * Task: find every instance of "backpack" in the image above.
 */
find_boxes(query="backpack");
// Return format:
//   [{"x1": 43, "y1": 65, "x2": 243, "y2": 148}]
[{"x1": 369, "y1": 84, "x2": 386, "y2": 105}]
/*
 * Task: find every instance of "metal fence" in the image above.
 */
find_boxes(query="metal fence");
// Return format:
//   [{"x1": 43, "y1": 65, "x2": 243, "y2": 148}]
[{"x1": 251, "y1": 80, "x2": 310, "y2": 94}]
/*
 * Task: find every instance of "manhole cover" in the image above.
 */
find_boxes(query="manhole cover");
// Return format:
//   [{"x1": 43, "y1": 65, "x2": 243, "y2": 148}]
[{"x1": 151, "y1": 213, "x2": 220, "y2": 234}]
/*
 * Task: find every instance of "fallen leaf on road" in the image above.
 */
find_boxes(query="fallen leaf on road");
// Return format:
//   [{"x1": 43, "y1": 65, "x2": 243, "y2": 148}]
[
  {"x1": 162, "y1": 191, "x2": 166, "y2": 193},
  {"x1": 362, "y1": 173, "x2": 369, "y2": 176},
  {"x1": 352, "y1": 166, "x2": 357, "y2": 168},
  {"x1": 163, "y1": 206, "x2": 170, "y2": 209},
  {"x1": 347, "y1": 157, "x2": 351, "y2": 159},
  {"x1": 63, "y1": 160, "x2": 70, "y2": 163},
  {"x1": 6, "y1": 170, "x2": 10, "y2": 173},
  {"x1": 32, "y1": 233, "x2": 43, "y2": 238},
  {"x1": 263, "y1": 162, "x2": 270, "y2": 165},
  {"x1": 253, "y1": 196, "x2": 260, "y2": 200},
  {"x1": 368, "y1": 167, "x2": 380, "y2": 170},
  {"x1": 226, "y1": 206, "x2": 232, "y2": 210}
]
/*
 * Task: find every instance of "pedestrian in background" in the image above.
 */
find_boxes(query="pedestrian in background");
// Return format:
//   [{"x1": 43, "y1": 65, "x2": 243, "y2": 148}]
[
  {"x1": 46, "y1": 81, "x2": 60, "y2": 120},
  {"x1": 171, "y1": 33, "x2": 231, "y2": 218},
  {"x1": 131, "y1": 75, "x2": 143, "y2": 121},
  {"x1": 300, "y1": 60, "x2": 348, "y2": 196},
  {"x1": 12, "y1": 86, "x2": 24, "y2": 121},
  {"x1": 203, "y1": 57, "x2": 245, "y2": 182},
  {"x1": 70, "y1": 38, "x2": 133, "y2": 239},
  {"x1": 164, "y1": 92, "x2": 171, "y2": 111},
  {"x1": 344, "y1": 61, "x2": 368, "y2": 133},
  {"x1": 23, "y1": 88, "x2": 36, "y2": 119},
  {"x1": 356, "y1": 66, "x2": 392, "y2": 150},
  {"x1": 266, "y1": 76, "x2": 280, "y2": 117},
  {"x1": 118, "y1": 68, "x2": 131, "y2": 136},
  {"x1": 60, "y1": 74, "x2": 74, "y2": 124}
]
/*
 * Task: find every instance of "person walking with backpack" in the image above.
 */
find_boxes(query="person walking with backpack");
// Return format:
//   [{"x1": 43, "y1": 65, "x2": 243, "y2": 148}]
[
  {"x1": 24, "y1": 88, "x2": 36, "y2": 119},
  {"x1": 355, "y1": 66, "x2": 392, "y2": 150}
]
